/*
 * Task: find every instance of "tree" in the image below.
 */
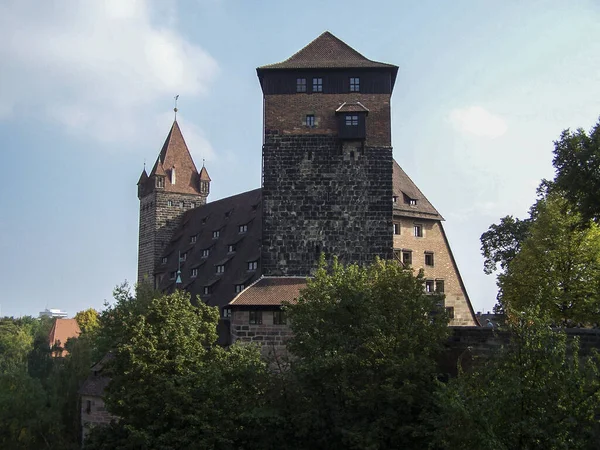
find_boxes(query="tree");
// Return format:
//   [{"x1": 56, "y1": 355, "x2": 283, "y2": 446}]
[
  {"x1": 498, "y1": 192, "x2": 600, "y2": 324},
  {"x1": 272, "y1": 258, "x2": 450, "y2": 449},
  {"x1": 434, "y1": 309, "x2": 600, "y2": 449},
  {"x1": 74, "y1": 308, "x2": 99, "y2": 335},
  {"x1": 551, "y1": 119, "x2": 600, "y2": 224},
  {"x1": 86, "y1": 287, "x2": 268, "y2": 449},
  {"x1": 480, "y1": 215, "x2": 531, "y2": 275}
]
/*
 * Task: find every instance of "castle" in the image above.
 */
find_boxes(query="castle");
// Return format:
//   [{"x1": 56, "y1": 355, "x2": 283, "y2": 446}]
[{"x1": 136, "y1": 32, "x2": 477, "y2": 345}]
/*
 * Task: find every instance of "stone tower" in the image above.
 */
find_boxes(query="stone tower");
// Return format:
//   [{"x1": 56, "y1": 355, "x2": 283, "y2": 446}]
[
  {"x1": 257, "y1": 31, "x2": 397, "y2": 276},
  {"x1": 137, "y1": 120, "x2": 209, "y2": 285}
]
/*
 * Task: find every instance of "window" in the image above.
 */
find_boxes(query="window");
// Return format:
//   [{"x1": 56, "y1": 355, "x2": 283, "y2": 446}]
[
  {"x1": 312, "y1": 77, "x2": 323, "y2": 92},
  {"x1": 156, "y1": 177, "x2": 164, "y2": 188},
  {"x1": 402, "y1": 250, "x2": 412, "y2": 266},
  {"x1": 435, "y1": 280, "x2": 445, "y2": 293},
  {"x1": 202, "y1": 248, "x2": 210, "y2": 258},
  {"x1": 180, "y1": 252, "x2": 187, "y2": 262},
  {"x1": 409, "y1": 199, "x2": 417, "y2": 206},
  {"x1": 161, "y1": 257, "x2": 167, "y2": 265},
  {"x1": 425, "y1": 252, "x2": 434, "y2": 266},
  {"x1": 249, "y1": 310, "x2": 262, "y2": 325},
  {"x1": 248, "y1": 261, "x2": 258, "y2": 271},
  {"x1": 203, "y1": 286, "x2": 211, "y2": 295},
  {"x1": 191, "y1": 202, "x2": 196, "y2": 209},
  {"x1": 200, "y1": 181, "x2": 209, "y2": 194},
  {"x1": 306, "y1": 114, "x2": 315, "y2": 127},
  {"x1": 445, "y1": 306, "x2": 455, "y2": 319},
  {"x1": 350, "y1": 77, "x2": 360, "y2": 92},
  {"x1": 169, "y1": 271, "x2": 176, "y2": 280},
  {"x1": 425, "y1": 279, "x2": 435, "y2": 293},
  {"x1": 190, "y1": 235, "x2": 197, "y2": 244},
  {"x1": 86, "y1": 400, "x2": 92, "y2": 414},
  {"x1": 393, "y1": 223, "x2": 401, "y2": 235},
  {"x1": 239, "y1": 224, "x2": 248, "y2": 233},
  {"x1": 345, "y1": 114, "x2": 358, "y2": 126},
  {"x1": 235, "y1": 284, "x2": 245, "y2": 293},
  {"x1": 191, "y1": 268, "x2": 198, "y2": 278},
  {"x1": 393, "y1": 249, "x2": 401, "y2": 260},
  {"x1": 167, "y1": 200, "x2": 173, "y2": 207},
  {"x1": 273, "y1": 310, "x2": 287, "y2": 325},
  {"x1": 296, "y1": 78, "x2": 307, "y2": 92},
  {"x1": 216, "y1": 264, "x2": 225, "y2": 274},
  {"x1": 213, "y1": 230, "x2": 220, "y2": 239},
  {"x1": 223, "y1": 308, "x2": 232, "y2": 319},
  {"x1": 393, "y1": 196, "x2": 398, "y2": 203},
  {"x1": 179, "y1": 201, "x2": 184, "y2": 208},
  {"x1": 414, "y1": 224, "x2": 423, "y2": 237},
  {"x1": 228, "y1": 244, "x2": 236, "y2": 253}
]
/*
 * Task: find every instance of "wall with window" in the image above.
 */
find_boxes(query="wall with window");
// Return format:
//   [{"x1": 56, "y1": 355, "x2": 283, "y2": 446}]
[
  {"x1": 230, "y1": 308, "x2": 293, "y2": 357},
  {"x1": 392, "y1": 217, "x2": 475, "y2": 326},
  {"x1": 80, "y1": 395, "x2": 116, "y2": 443}
]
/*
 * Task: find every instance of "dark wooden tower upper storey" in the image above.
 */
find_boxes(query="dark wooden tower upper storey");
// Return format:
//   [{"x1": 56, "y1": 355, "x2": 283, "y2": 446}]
[
  {"x1": 257, "y1": 31, "x2": 398, "y2": 147},
  {"x1": 257, "y1": 32, "x2": 398, "y2": 276}
]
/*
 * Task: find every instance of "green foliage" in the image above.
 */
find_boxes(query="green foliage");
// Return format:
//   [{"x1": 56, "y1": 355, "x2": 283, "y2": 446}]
[
  {"x1": 74, "y1": 308, "x2": 99, "y2": 335},
  {"x1": 88, "y1": 287, "x2": 268, "y2": 449},
  {"x1": 480, "y1": 215, "x2": 531, "y2": 275},
  {"x1": 272, "y1": 257, "x2": 450, "y2": 449},
  {"x1": 551, "y1": 119, "x2": 600, "y2": 224},
  {"x1": 434, "y1": 310, "x2": 600, "y2": 449},
  {"x1": 499, "y1": 193, "x2": 600, "y2": 324}
]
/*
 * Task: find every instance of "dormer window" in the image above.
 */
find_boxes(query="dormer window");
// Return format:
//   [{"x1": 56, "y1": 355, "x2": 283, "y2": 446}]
[
  {"x1": 235, "y1": 284, "x2": 245, "y2": 293},
  {"x1": 350, "y1": 77, "x2": 360, "y2": 92},
  {"x1": 247, "y1": 261, "x2": 258, "y2": 271},
  {"x1": 409, "y1": 199, "x2": 417, "y2": 206},
  {"x1": 203, "y1": 286, "x2": 211, "y2": 296},
  {"x1": 213, "y1": 230, "x2": 220, "y2": 239},
  {"x1": 239, "y1": 224, "x2": 248, "y2": 234},
  {"x1": 296, "y1": 78, "x2": 307, "y2": 92},
  {"x1": 228, "y1": 244, "x2": 236, "y2": 253},
  {"x1": 216, "y1": 264, "x2": 225, "y2": 274},
  {"x1": 201, "y1": 248, "x2": 210, "y2": 258},
  {"x1": 191, "y1": 268, "x2": 198, "y2": 278},
  {"x1": 155, "y1": 176, "x2": 165, "y2": 188},
  {"x1": 171, "y1": 167, "x2": 176, "y2": 185},
  {"x1": 393, "y1": 196, "x2": 398, "y2": 203},
  {"x1": 190, "y1": 235, "x2": 197, "y2": 244},
  {"x1": 161, "y1": 257, "x2": 167, "y2": 265}
]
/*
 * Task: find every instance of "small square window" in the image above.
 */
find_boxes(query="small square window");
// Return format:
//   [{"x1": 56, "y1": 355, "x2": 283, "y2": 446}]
[
  {"x1": 228, "y1": 244, "x2": 236, "y2": 253},
  {"x1": 296, "y1": 78, "x2": 307, "y2": 92},
  {"x1": 402, "y1": 251, "x2": 412, "y2": 266},
  {"x1": 213, "y1": 230, "x2": 220, "y2": 239},
  {"x1": 161, "y1": 257, "x2": 167, "y2": 265},
  {"x1": 202, "y1": 248, "x2": 210, "y2": 258},
  {"x1": 203, "y1": 286, "x2": 211, "y2": 296},
  {"x1": 425, "y1": 252, "x2": 434, "y2": 266},
  {"x1": 191, "y1": 268, "x2": 198, "y2": 278},
  {"x1": 249, "y1": 310, "x2": 262, "y2": 325},
  {"x1": 235, "y1": 284, "x2": 245, "y2": 293},
  {"x1": 273, "y1": 310, "x2": 287, "y2": 325},
  {"x1": 350, "y1": 77, "x2": 360, "y2": 92},
  {"x1": 312, "y1": 78, "x2": 323, "y2": 92},
  {"x1": 223, "y1": 308, "x2": 232, "y2": 319},
  {"x1": 191, "y1": 202, "x2": 196, "y2": 209},
  {"x1": 239, "y1": 224, "x2": 248, "y2": 233},
  {"x1": 445, "y1": 306, "x2": 455, "y2": 319},
  {"x1": 393, "y1": 223, "x2": 401, "y2": 235},
  {"x1": 345, "y1": 114, "x2": 358, "y2": 126},
  {"x1": 414, "y1": 224, "x2": 423, "y2": 238},
  {"x1": 306, "y1": 114, "x2": 315, "y2": 127},
  {"x1": 216, "y1": 264, "x2": 225, "y2": 274},
  {"x1": 190, "y1": 235, "x2": 197, "y2": 244},
  {"x1": 248, "y1": 261, "x2": 258, "y2": 271},
  {"x1": 409, "y1": 199, "x2": 417, "y2": 206},
  {"x1": 167, "y1": 200, "x2": 173, "y2": 207},
  {"x1": 393, "y1": 196, "x2": 398, "y2": 203},
  {"x1": 436, "y1": 280, "x2": 445, "y2": 293},
  {"x1": 425, "y1": 280, "x2": 435, "y2": 293}
]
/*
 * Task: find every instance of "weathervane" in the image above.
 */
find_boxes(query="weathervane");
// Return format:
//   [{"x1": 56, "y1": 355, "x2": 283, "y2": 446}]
[{"x1": 174, "y1": 94, "x2": 179, "y2": 120}]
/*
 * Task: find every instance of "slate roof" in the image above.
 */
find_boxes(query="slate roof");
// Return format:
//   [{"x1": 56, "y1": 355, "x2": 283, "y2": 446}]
[
  {"x1": 48, "y1": 319, "x2": 81, "y2": 357},
  {"x1": 393, "y1": 160, "x2": 443, "y2": 221},
  {"x1": 258, "y1": 31, "x2": 398, "y2": 71},
  {"x1": 79, "y1": 353, "x2": 113, "y2": 397},
  {"x1": 229, "y1": 277, "x2": 307, "y2": 307},
  {"x1": 156, "y1": 188, "x2": 263, "y2": 309},
  {"x1": 147, "y1": 121, "x2": 201, "y2": 195},
  {"x1": 158, "y1": 160, "x2": 441, "y2": 311}
]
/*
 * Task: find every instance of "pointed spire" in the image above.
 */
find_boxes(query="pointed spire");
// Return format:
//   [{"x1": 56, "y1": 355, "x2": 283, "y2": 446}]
[
  {"x1": 137, "y1": 168, "x2": 148, "y2": 185},
  {"x1": 199, "y1": 165, "x2": 211, "y2": 182}
]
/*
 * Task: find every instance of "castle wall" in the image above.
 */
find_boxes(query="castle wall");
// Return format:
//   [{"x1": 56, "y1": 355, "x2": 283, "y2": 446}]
[
  {"x1": 230, "y1": 309, "x2": 293, "y2": 358},
  {"x1": 80, "y1": 395, "x2": 116, "y2": 442},
  {"x1": 262, "y1": 133, "x2": 393, "y2": 276}
]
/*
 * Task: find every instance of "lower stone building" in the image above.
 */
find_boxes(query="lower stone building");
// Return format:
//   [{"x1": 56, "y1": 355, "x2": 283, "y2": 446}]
[{"x1": 79, "y1": 355, "x2": 115, "y2": 443}]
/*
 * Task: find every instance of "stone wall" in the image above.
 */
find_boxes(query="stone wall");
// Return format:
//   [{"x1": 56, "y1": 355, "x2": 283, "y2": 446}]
[
  {"x1": 80, "y1": 395, "x2": 115, "y2": 442},
  {"x1": 262, "y1": 133, "x2": 393, "y2": 276},
  {"x1": 230, "y1": 309, "x2": 293, "y2": 358},
  {"x1": 137, "y1": 190, "x2": 204, "y2": 284},
  {"x1": 393, "y1": 218, "x2": 476, "y2": 326}
]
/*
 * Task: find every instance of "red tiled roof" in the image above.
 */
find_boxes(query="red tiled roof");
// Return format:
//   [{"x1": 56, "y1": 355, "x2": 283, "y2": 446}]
[
  {"x1": 48, "y1": 319, "x2": 81, "y2": 357},
  {"x1": 393, "y1": 160, "x2": 443, "y2": 220},
  {"x1": 199, "y1": 166, "x2": 211, "y2": 181},
  {"x1": 229, "y1": 276, "x2": 307, "y2": 307},
  {"x1": 149, "y1": 121, "x2": 201, "y2": 195},
  {"x1": 258, "y1": 31, "x2": 397, "y2": 70}
]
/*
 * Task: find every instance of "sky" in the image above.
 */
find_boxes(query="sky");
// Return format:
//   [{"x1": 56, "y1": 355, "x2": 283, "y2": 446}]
[{"x1": 0, "y1": 0, "x2": 599, "y2": 318}]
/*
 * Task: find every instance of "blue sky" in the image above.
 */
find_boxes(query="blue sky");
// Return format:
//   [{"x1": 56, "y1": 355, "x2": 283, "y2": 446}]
[{"x1": 0, "y1": 0, "x2": 599, "y2": 317}]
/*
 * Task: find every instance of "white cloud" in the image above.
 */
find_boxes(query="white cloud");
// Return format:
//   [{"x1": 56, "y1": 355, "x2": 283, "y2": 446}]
[
  {"x1": 449, "y1": 106, "x2": 508, "y2": 138},
  {"x1": 0, "y1": 0, "x2": 218, "y2": 145}
]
